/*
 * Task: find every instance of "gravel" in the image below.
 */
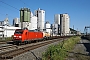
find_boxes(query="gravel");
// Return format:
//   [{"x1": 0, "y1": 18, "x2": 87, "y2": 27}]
[
  {"x1": 8, "y1": 39, "x2": 63, "y2": 60},
  {"x1": 67, "y1": 39, "x2": 90, "y2": 60},
  {"x1": 1, "y1": 38, "x2": 90, "y2": 60}
]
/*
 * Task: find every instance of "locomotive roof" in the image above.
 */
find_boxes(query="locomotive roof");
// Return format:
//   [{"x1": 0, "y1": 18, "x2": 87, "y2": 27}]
[
  {"x1": 15, "y1": 29, "x2": 42, "y2": 32},
  {"x1": 28, "y1": 30, "x2": 39, "y2": 32}
]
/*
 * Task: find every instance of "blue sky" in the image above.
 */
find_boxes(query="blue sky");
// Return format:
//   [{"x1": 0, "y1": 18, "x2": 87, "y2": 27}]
[{"x1": 0, "y1": 0, "x2": 90, "y2": 32}]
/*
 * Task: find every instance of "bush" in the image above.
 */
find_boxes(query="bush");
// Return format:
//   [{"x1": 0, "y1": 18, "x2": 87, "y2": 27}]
[
  {"x1": 0, "y1": 36, "x2": 13, "y2": 42},
  {"x1": 42, "y1": 36, "x2": 81, "y2": 60}
]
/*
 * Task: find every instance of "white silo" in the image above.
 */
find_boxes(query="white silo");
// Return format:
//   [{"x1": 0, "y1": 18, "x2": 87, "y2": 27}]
[
  {"x1": 34, "y1": 8, "x2": 45, "y2": 31},
  {"x1": 54, "y1": 14, "x2": 60, "y2": 25},
  {"x1": 30, "y1": 16, "x2": 37, "y2": 30},
  {"x1": 60, "y1": 13, "x2": 70, "y2": 36},
  {"x1": 45, "y1": 21, "x2": 51, "y2": 34}
]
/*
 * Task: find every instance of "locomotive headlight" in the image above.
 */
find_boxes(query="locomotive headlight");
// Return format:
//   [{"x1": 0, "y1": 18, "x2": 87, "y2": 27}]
[
  {"x1": 19, "y1": 36, "x2": 22, "y2": 38},
  {"x1": 14, "y1": 36, "x2": 16, "y2": 37}
]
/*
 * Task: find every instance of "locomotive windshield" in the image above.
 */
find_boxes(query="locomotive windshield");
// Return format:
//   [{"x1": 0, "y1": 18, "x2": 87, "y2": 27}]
[
  {"x1": 15, "y1": 31, "x2": 23, "y2": 34},
  {"x1": 15, "y1": 29, "x2": 23, "y2": 34}
]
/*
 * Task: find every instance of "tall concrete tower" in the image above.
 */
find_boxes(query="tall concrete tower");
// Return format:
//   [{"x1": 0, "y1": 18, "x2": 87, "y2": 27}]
[
  {"x1": 54, "y1": 13, "x2": 70, "y2": 36},
  {"x1": 60, "y1": 13, "x2": 70, "y2": 36},
  {"x1": 20, "y1": 8, "x2": 31, "y2": 29},
  {"x1": 34, "y1": 8, "x2": 45, "y2": 31},
  {"x1": 54, "y1": 14, "x2": 61, "y2": 35},
  {"x1": 54, "y1": 14, "x2": 60, "y2": 25}
]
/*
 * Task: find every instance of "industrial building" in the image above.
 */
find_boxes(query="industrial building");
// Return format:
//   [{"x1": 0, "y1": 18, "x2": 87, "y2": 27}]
[
  {"x1": 19, "y1": 7, "x2": 38, "y2": 30},
  {"x1": 1, "y1": 26, "x2": 21, "y2": 37},
  {"x1": 54, "y1": 14, "x2": 61, "y2": 35},
  {"x1": 60, "y1": 13, "x2": 70, "y2": 36},
  {"x1": 50, "y1": 24, "x2": 60, "y2": 36},
  {"x1": 54, "y1": 13, "x2": 70, "y2": 36},
  {"x1": 30, "y1": 16, "x2": 37, "y2": 30},
  {"x1": 19, "y1": 22, "x2": 30, "y2": 29},
  {"x1": 54, "y1": 24, "x2": 60, "y2": 35},
  {"x1": 19, "y1": 8, "x2": 46, "y2": 31},
  {"x1": 0, "y1": 7, "x2": 71, "y2": 38},
  {"x1": 13, "y1": 18, "x2": 20, "y2": 27},
  {"x1": 34, "y1": 8, "x2": 45, "y2": 31},
  {"x1": 0, "y1": 18, "x2": 9, "y2": 26},
  {"x1": 20, "y1": 8, "x2": 31, "y2": 29},
  {"x1": 45, "y1": 21, "x2": 51, "y2": 34},
  {"x1": 54, "y1": 14, "x2": 60, "y2": 25},
  {"x1": 0, "y1": 21, "x2": 4, "y2": 26},
  {"x1": 0, "y1": 17, "x2": 21, "y2": 38},
  {"x1": 0, "y1": 26, "x2": 21, "y2": 37}
]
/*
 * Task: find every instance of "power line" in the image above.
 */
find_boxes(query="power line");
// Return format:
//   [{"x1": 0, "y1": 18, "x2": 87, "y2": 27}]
[
  {"x1": 19, "y1": 0, "x2": 30, "y2": 8},
  {"x1": 0, "y1": 1, "x2": 20, "y2": 25},
  {"x1": 0, "y1": 4, "x2": 18, "y2": 13},
  {"x1": 0, "y1": 12, "x2": 5, "y2": 16},
  {"x1": 0, "y1": 12, "x2": 15, "y2": 19},
  {"x1": 0, "y1": 1, "x2": 19, "y2": 20},
  {"x1": 19, "y1": 0, "x2": 34, "y2": 12},
  {"x1": 0, "y1": 0, "x2": 19, "y2": 10}
]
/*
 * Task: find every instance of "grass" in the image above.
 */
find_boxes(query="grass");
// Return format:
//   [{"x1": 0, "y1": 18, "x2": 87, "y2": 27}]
[
  {"x1": 42, "y1": 36, "x2": 81, "y2": 60},
  {"x1": 0, "y1": 36, "x2": 13, "y2": 42}
]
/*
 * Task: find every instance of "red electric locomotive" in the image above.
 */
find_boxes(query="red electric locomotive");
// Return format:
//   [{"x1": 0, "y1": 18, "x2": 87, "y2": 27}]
[{"x1": 13, "y1": 28, "x2": 43, "y2": 44}]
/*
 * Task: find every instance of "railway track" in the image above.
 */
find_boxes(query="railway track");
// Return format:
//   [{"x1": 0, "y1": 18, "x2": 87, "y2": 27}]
[
  {"x1": 0, "y1": 35, "x2": 76, "y2": 59},
  {"x1": 0, "y1": 38, "x2": 63, "y2": 59},
  {"x1": 0, "y1": 42, "x2": 6, "y2": 44},
  {"x1": 0, "y1": 44, "x2": 18, "y2": 53}
]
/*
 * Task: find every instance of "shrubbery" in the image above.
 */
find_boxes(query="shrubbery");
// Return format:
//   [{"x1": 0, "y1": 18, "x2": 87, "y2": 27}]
[
  {"x1": 42, "y1": 36, "x2": 80, "y2": 60},
  {"x1": 0, "y1": 35, "x2": 13, "y2": 42}
]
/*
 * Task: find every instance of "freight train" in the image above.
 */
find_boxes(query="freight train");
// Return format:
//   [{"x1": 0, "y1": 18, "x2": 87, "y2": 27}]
[{"x1": 13, "y1": 28, "x2": 51, "y2": 44}]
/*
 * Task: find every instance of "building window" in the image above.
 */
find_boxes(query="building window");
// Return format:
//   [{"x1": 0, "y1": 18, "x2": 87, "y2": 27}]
[
  {"x1": 1, "y1": 22, "x2": 2, "y2": 25},
  {"x1": 37, "y1": 11, "x2": 38, "y2": 17},
  {"x1": 39, "y1": 11, "x2": 41, "y2": 13}
]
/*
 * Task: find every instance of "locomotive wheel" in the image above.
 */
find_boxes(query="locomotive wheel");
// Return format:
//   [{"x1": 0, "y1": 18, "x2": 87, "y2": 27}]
[
  {"x1": 13, "y1": 42, "x2": 16, "y2": 45},
  {"x1": 28, "y1": 41, "x2": 31, "y2": 44},
  {"x1": 24, "y1": 41, "x2": 28, "y2": 44}
]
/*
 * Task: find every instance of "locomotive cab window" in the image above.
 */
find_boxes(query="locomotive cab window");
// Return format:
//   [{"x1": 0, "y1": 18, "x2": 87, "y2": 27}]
[{"x1": 15, "y1": 31, "x2": 23, "y2": 34}]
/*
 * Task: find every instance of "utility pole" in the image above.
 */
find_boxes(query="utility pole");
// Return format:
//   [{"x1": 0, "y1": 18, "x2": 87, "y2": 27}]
[
  {"x1": 73, "y1": 25, "x2": 74, "y2": 35},
  {"x1": 51, "y1": 24, "x2": 53, "y2": 37},
  {"x1": 77, "y1": 28, "x2": 78, "y2": 35},
  {"x1": 6, "y1": 14, "x2": 8, "y2": 40}
]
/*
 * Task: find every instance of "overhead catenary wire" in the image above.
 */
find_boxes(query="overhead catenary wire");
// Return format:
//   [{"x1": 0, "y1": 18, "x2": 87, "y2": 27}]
[
  {"x1": 19, "y1": 0, "x2": 33, "y2": 11},
  {"x1": 0, "y1": 0, "x2": 20, "y2": 21},
  {"x1": 0, "y1": 0, "x2": 32, "y2": 22},
  {"x1": 0, "y1": 12, "x2": 17, "y2": 22},
  {"x1": 19, "y1": 0, "x2": 30, "y2": 8},
  {"x1": 0, "y1": 4, "x2": 18, "y2": 13},
  {"x1": 0, "y1": 0, "x2": 19, "y2": 10}
]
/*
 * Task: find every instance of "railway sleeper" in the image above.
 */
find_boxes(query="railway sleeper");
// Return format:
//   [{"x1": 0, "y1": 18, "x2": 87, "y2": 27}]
[{"x1": 0, "y1": 56, "x2": 13, "y2": 59}]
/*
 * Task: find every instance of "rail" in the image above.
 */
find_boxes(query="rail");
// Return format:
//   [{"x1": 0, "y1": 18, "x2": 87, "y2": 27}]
[{"x1": 0, "y1": 38, "x2": 62, "y2": 59}]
